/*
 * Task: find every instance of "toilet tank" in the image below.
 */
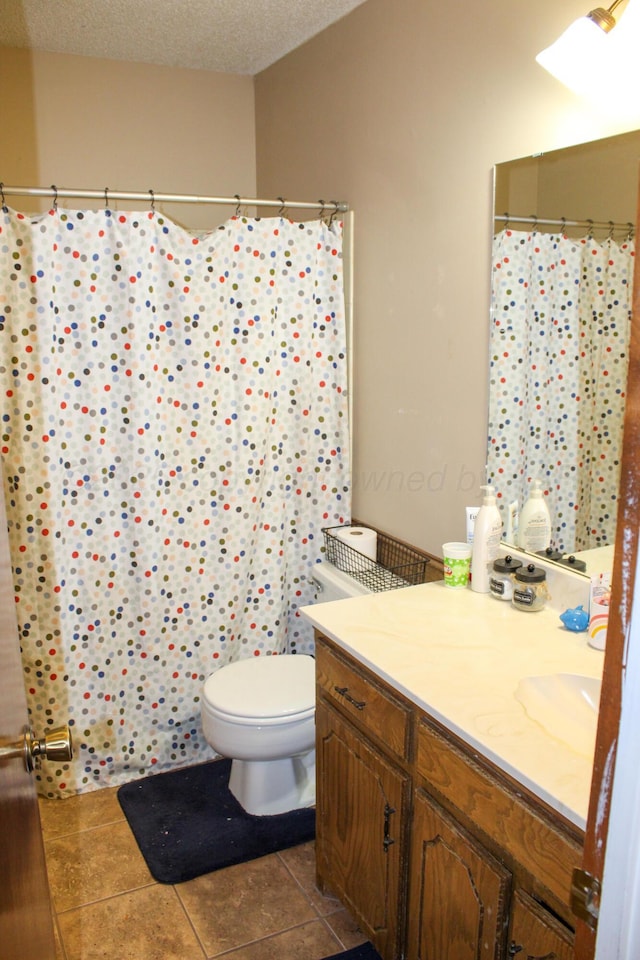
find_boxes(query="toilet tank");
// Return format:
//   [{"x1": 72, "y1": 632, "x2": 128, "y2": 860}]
[{"x1": 310, "y1": 561, "x2": 373, "y2": 603}]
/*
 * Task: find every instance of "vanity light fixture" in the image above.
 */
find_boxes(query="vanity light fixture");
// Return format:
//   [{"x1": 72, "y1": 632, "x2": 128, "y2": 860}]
[{"x1": 535, "y1": 0, "x2": 627, "y2": 94}]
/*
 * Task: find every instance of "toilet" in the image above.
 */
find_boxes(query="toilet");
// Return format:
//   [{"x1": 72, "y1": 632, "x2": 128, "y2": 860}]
[{"x1": 200, "y1": 561, "x2": 370, "y2": 816}]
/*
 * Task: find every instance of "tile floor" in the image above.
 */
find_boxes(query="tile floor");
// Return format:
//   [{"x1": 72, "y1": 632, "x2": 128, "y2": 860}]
[{"x1": 39, "y1": 784, "x2": 366, "y2": 960}]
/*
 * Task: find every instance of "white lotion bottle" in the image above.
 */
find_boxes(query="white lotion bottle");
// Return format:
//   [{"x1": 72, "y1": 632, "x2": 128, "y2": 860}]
[
  {"x1": 470, "y1": 484, "x2": 503, "y2": 593},
  {"x1": 518, "y1": 480, "x2": 552, "y2": 553}
]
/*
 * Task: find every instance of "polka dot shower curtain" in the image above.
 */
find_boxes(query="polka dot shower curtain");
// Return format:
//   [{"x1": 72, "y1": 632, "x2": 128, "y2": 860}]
[
  {"x1": 0, "y1": 207, "x2": 350, "y2": 796},
  {"x1": 488, "y1": 228, "x2": 634, "y2": 552}
]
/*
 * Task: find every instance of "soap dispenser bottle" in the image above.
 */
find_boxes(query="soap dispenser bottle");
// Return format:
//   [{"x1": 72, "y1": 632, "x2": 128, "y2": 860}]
[
  {"x1": 471, "y1": 484, "x2": 503, "y2": 593},
  {"x1": 518, "y1": 480, "x2": 552, "y2": 553}
]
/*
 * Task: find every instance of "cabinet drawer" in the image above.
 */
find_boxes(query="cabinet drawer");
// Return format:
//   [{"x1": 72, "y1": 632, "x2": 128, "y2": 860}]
[
  {"x1": 416, "y1": 717, "x2": 582, "y2": 911},
  {"x1": 509, "y1": 889, "x2": 574, "y2": 960},
  {"x1": 316, "y1": 637, "x2": 412, "y2": 761}
]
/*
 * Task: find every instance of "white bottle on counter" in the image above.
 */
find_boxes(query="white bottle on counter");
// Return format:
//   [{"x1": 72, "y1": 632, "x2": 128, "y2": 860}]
[
  {"x1": 471, "y1": 484, "x2": 503, "y2": 593},
  {"x1": 518, "y1": 480, "x2": 551, "y2": 553}
]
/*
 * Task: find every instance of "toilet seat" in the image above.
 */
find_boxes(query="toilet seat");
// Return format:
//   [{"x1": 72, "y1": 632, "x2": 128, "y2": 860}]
[{"x1": 203, "y1": 654, "x2": 315, "y2": 725}]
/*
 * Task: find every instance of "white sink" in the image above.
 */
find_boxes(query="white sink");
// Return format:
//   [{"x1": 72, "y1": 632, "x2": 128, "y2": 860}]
[{"x1": 515, "y1": 673, "x2": 601, "y2": 757}]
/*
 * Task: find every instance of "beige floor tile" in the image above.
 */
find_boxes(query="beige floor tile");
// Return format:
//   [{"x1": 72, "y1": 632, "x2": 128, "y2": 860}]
[
  {"x1": 39, "y1": 785, "x2": 124, "y2": 840},
  {"x1": 176, "y1": 853, "x2": 317, "y2": 957},
  {"x1": 43, "y1": 783, "x2": 362, "y2": 960},
  {"x1": 278, "y1": 842, "x2": 343, "y2": 917},
  {"x1": 324, "y1": 907, "x2": 368, "y2": 950},
  {"x1": 210, "y1": 918, "x2": 343, "y2": 960},
  {"x1": 57, "y1": 885, "x2": 206, "y2": 960},
  {"x1": 45, "y1": 819, "x2": 153, "y2": 912}
]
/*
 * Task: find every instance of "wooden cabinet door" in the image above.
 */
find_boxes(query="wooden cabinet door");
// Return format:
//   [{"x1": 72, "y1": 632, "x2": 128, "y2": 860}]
[
  {"x1": 316, "y1": 700, "x2": 410, "y2": 960},
  {"x1": 509, "y1": 889, "x2": 574, "y2": 960},
  {"x1": 407, "y1": 787, "x2": 512, "y2": 960}
]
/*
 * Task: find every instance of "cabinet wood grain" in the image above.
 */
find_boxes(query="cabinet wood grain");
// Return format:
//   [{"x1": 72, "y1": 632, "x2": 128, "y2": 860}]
[
  {"x1": 509, "y1": 889, "x2": 574, "y2": 959},
  {"x1": 316, "y1": 639, "x2": 412, "y2": 760},
  {"x1": 316, "y1": 699, "x2": 410, "y2": 958},
  {"x1": 407, "y1": 787, "x2": 512, "y2": 959},
  {"x1": 416, "y1": 717, "x2": 582, "y2": 911},
  {"x1": 314, "y1": 633, "x2": 583, "y2": 960}
]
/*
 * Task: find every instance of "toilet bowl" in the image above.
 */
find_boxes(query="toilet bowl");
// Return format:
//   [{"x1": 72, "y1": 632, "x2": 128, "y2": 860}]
[
  {"x1": 201, "y1": 563, "x2": 371, "y2": 816},
  {"x1": 201, "y1": 654, "x2": 316, "y2": 816}
]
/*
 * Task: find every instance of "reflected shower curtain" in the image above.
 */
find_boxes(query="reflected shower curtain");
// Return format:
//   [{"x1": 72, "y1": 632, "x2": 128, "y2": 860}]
[
  {"x1": 0, "y1": 207, "x2": 350, "y2": 795},
  {"x1": 488, "y1": 228, "x2": 634, "y2": 552}
]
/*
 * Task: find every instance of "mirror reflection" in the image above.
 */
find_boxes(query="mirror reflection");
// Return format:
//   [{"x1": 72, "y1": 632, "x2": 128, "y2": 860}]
[{"x1": 488, "y1": 130, "x2": 639, "y2": 557}]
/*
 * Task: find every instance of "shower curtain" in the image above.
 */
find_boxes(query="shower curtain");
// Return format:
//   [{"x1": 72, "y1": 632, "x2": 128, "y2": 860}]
[
  {"x1": 0, "y1": 205, "x2": 350, "y2": 796},
  {"x1": 488, "y1": 227, "x2": 634, "y2": 552}
]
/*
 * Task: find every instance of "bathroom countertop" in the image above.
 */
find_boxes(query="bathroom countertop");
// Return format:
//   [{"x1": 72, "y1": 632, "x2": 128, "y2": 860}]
[{"x1": 301, "y1": 581, "x2": 605, "y2": 831}]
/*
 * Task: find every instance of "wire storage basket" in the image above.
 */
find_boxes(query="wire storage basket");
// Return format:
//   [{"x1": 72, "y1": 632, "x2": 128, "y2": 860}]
[{"x1": 322, "y1": 524, "x2": 428, "y2": 592}]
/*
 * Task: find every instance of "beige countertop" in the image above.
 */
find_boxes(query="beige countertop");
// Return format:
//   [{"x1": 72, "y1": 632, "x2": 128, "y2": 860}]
[{"x1": 302, "y1": 580, "x2": 605, "y2": 831}]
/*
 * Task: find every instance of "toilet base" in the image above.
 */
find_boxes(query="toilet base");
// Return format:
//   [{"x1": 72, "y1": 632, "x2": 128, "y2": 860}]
[{"x1": 228, "y1": 749, "x2": 316, "y2": 816}]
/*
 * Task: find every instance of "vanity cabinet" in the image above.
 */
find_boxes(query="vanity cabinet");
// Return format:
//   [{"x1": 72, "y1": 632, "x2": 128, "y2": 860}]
[{"x1": 315, "y1": 633, "x2": 582, "y2": 960}]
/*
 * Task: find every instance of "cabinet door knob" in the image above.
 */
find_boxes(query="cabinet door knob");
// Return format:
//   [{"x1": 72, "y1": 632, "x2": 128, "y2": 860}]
[{"x1": 508, "y1": 945, "x2": 559, "y2": 959}]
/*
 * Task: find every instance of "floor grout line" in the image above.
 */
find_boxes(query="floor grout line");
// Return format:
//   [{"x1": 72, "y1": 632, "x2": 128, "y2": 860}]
[
  {"x1": 45, "y1": 791, "x2": 361, "y2": 960},
  {"x1": 52, "y1": 879, "x2": 160, "y2": 916},
  {"x1": 167, "y1": 884, "x2": 208, "y2": 960},
  {"x1": 200, "y1": 917, "x2": 346, "y2": 960}
]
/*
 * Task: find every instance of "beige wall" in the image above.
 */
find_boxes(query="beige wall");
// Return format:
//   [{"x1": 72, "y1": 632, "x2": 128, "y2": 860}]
[
  {"x1": 255, "y1": 0, "x2": 640, "y2": 554},
  {"x1": 1, "y1": 48, "x2": 256, "y2": 231}
]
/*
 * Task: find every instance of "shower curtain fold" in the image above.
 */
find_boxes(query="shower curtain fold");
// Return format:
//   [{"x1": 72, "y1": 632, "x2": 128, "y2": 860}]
[{"x1": 0, "y1": 207, "x2": 350, "y2": 796}]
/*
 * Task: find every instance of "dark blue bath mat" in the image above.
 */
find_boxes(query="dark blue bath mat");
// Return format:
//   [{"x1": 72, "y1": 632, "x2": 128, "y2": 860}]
[
  {"x1": 117, "y1": 757, "x2": 315, "y2": 884},
  {"x1": 322, "y1": 944, "x2": 382, "y2": 960}
]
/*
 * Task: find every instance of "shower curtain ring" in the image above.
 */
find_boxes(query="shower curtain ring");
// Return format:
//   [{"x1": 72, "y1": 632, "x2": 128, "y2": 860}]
[
  {"x1": 234, "y1": 194, "x2": 242, "y2": 217},
  {"x1": 608, "y1": 220, "x2": 615, "y2": 240},
  {"x1": 330, "y1": 200, "x2": 340, "y2": 225},
  {"x1": 503, "y1": 211, "x2": 510, "y2": 230},
  {"x1": 318, "y1": 200, "x2": 326, "y2": 222},
  {"x1": 104, "y1": 187, "x2": 110, "y2": 210},
  {"x1": 277, "y1": 197, "x2": 286, "y2": 217},
  {"x1": 0, "y1": 182, "x2": 6, "y2": 211},
  {"x1": 561, "y1": 217, "x2": 567, "y2": 235},
  {"x1": 529, "y1": 213, "x2": 538, "y2": 233},
  {"x1": 627, "y1": 222, "x2": 634, "y2": 241},
  {"x1": 149, "y1": 189, "x2": 155, "y2": 212},
  {"x1": 51, "y1": 185, "x2": 58, "y2": 211},
  {"x1": 587, "y1": 219, "x2": 594, "y2": 239}
]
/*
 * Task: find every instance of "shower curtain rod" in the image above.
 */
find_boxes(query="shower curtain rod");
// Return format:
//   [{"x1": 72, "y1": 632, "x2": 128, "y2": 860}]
[
  {"x1": 495, "y1": 213, "x2": 634, "y2": 232},
  {"x1": 0, "y1": 183, "x2": 349, "y2": 214}
]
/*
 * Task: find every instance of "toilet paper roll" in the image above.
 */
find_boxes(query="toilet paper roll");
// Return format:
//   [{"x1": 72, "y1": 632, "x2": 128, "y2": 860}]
[{"x1": 334, "y1": 526, "x2": 378, "y2": 562}]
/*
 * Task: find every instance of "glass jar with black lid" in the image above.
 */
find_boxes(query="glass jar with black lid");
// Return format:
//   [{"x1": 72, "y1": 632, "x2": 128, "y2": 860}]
[
  {"x1": 489, "y1": 555, "x2": 522, "y2": 601},
  {"x1": 512, "y1": 563, "x2": 549, "y2": 612}
]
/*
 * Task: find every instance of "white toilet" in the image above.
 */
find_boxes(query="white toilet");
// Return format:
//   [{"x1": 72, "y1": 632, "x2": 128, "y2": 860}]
[{"x1": 200, "y1": 562, "x2": 370, "y2": 816}]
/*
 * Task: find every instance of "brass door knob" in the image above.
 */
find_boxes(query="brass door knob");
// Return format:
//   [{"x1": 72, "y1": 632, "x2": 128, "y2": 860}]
[{"x1": 0, "y1": 725, "x2": 73, "y2": 772}]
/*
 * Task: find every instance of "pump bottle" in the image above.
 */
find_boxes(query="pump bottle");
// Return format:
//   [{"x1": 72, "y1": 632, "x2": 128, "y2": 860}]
[
  {"x1": 518, "y1": 480, "x2": 551, "y2": 553},
  {"x1": 471, "y1": 484, "x2": 503, "y2": 593}
]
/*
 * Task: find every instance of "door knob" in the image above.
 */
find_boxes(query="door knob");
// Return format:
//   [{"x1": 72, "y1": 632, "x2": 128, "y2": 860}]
[{"x1": 0, "y1": 725, "x2": 73, "y2": 772}]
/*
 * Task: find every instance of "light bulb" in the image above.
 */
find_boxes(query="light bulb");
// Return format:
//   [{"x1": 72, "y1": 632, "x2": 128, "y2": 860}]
[{"x1": 536, "y1": 15, "x2": 611, "y2": 96}]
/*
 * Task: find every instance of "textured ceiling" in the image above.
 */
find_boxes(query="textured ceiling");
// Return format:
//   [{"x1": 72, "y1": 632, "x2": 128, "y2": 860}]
[{"x1": 0, "y1": 0, "x2": 368, "y2": 75}]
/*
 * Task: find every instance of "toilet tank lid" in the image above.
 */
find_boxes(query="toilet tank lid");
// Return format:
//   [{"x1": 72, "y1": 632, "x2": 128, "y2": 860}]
[
  {"x1": 312, "y1": 561, "x2": 373, "y2": 598},
  {"x1": 203, "y1": 654, "x2": 315, "y2": 719}
]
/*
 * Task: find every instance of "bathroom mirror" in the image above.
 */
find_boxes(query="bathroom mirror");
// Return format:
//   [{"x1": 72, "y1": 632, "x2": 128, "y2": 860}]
[{"x1": 489, "y1": 129, "x2": 640, "y2": 559}]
